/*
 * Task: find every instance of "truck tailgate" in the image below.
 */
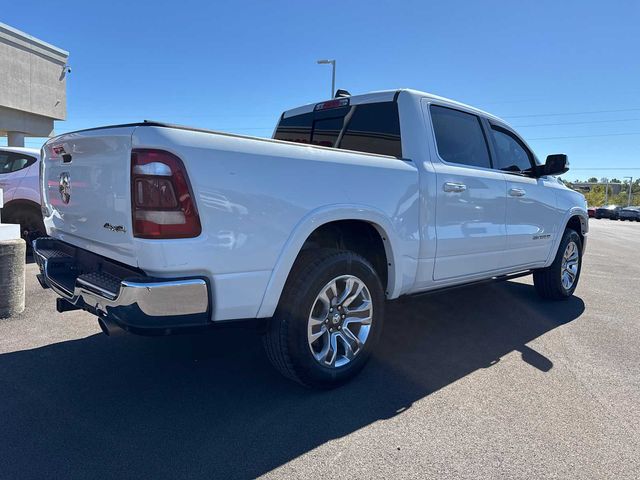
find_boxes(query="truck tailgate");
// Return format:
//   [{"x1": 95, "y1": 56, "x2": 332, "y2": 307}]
[{"x1": 42, "y1": 126, "x2": 139, "y2": 267}]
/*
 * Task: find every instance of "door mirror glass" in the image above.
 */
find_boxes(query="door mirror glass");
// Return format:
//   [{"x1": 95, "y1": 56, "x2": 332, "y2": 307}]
[{"x1": 541, "y1": 154, "x2": 569, "y2": 176}]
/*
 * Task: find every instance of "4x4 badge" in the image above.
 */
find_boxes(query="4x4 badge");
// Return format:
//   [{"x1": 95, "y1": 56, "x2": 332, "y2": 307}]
[{"x1": 103, "y1": 223, "x2": 126, "y2": 233}]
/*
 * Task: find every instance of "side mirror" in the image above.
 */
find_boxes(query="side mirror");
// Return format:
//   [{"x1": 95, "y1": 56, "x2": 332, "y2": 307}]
[{"x1": 539, "y1": 154, "x2": 569, "y2": 176}]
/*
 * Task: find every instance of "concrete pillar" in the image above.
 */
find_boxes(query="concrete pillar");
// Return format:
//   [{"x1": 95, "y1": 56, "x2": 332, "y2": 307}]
[{"x1": 7, "y1": 131, "x2": 25, "y2": 147}]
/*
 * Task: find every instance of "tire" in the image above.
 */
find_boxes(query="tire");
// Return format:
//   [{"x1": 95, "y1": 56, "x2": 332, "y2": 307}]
[
  {"x1": 595, "y1": 214, "x2": 601, "y2": 219},
  {"x1": 6, "y1": 207, "x2": 45, "y2": 247},
  {"x1": 263, "y1": 248, "x2": 385, "y2": 388},
  {"x1": 533, "y1": 229, "x2": 582, "y2": 300}
]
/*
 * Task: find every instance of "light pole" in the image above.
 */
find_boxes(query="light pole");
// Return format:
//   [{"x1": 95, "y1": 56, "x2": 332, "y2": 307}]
[
  {"x1": 317, "y1": 59, "x2": 335, "y2": 98},
  {"x1": 623, "y1": 176, "x2": 633, "y2": 206}
]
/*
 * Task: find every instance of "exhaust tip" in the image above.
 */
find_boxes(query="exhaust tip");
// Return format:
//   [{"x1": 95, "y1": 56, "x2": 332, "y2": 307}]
[{"x1": 98, "y1": 317, "x2": 123, "y2": 336}]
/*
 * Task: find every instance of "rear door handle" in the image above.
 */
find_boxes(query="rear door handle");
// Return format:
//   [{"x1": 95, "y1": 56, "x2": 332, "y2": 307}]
[
  {"x1": 509, "y1": 188, "x2": 526, "y2": 197},
  {"x1": 443, "y1": 182, "x2": 467, "y2": 193}
]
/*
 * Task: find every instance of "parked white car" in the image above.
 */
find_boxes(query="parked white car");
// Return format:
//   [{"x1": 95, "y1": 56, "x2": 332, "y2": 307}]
[
  {"x1": 34, "y1": 89, "x2": 588, "y2": 387},
  {"x1": 0, "y1": 146, "x2": 45, "y2": 240}
]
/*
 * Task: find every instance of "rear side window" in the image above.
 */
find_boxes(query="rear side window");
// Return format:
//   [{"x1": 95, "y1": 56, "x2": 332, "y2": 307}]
[
  {"x1": 489, "y1": 127, "x2": 534, "y2": 173},
  {"x1": 0, "y1": 152, "x2": 36, "y2": 175},
  {"x1": 430, "y1": 105, "x2": 491, "y2": 169},
  {"x1": 274, "y1": 101, "x2": 402, "y2": 157}
]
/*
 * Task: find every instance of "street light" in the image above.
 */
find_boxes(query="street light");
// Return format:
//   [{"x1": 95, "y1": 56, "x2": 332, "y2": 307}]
[
  {"x1": 317, "y1": 59, "x2": 335, "y2": 98},
  {"x1": 623, "y1": 176, "x2": 633, "y2": 206}
]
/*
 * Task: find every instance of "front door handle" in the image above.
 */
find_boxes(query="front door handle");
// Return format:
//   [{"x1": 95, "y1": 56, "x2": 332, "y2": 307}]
[
  {"x1": 509, "y1": 188, "x2": 526, "y2": 197},
  {"x1": 443, "y1": 182, "x2": 467, "y2": 193}
]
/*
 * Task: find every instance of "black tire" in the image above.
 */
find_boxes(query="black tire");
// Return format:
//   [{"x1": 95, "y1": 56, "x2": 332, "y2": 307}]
[
  {"x1": 533, "y1": 229, "x2": 582, "y2": 300},
  {"x1": 6, "y1": 207, "x2": 45, "y2": 247},
  {"x1": 263, "y1": 248, "x2": 385, "y2": 388},
  {"x1": 594, "y1": 215, "x2": 601, "y2": 219}
]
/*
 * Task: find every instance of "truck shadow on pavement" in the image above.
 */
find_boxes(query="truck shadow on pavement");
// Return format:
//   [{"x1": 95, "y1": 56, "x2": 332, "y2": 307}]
[{"x1": 0, "y1": 281, "x2": 584, "y2": 479}]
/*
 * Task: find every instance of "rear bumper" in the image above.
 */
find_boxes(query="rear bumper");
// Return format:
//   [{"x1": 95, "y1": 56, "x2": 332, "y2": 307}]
[{"x1": 33, "y1": 237, "x2": 211, "y2": 334}]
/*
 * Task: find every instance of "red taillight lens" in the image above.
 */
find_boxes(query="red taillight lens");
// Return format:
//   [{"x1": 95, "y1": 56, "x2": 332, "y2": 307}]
[{"x1": 131, "y1": 149, "x2": 201, "y2": 239}]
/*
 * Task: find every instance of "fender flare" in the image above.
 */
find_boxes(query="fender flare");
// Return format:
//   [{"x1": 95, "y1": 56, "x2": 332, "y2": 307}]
[
  {"x1": 545, "y1": 207, "x2": 589, "y2": 266},
  {"x1": 256, "y1": 204, "x2": 406, "y2": 318}
]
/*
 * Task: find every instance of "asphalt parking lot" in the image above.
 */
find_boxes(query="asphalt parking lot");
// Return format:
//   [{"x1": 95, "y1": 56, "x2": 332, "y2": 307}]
[{"x1": 1, "y1": 220, "x2": 639, "y2": 479}]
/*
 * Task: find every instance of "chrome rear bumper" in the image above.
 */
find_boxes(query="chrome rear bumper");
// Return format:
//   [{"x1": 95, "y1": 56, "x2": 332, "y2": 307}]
[{"x1": 33, "y1": 237, "x2": 211, "y2": 333}]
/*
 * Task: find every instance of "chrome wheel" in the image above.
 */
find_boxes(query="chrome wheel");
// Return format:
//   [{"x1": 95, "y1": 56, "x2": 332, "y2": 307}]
[
  {"x1": 307, "y1": 275, "x2": 373, "y2": 368},
  {"x1": 561, "y1": 241, "x2": 579, "y2": 290}
]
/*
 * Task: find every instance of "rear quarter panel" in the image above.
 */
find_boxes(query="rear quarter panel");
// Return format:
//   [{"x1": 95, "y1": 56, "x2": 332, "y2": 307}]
[{"x1": 132, "y1": 126, "x2": 420, "y2": 320}]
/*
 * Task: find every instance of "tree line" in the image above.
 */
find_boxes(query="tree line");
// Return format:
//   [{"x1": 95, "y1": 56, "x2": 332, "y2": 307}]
[{"x1": 562, "y1": 177, "x2": 640, "y2": 207}]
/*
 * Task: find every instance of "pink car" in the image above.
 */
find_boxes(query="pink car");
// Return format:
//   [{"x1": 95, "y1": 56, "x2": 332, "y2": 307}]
[{"x1": 0, "y1": 146, "x2": 45, "y2": 241}]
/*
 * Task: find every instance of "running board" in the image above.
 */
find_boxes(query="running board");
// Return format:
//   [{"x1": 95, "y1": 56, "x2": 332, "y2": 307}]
[{"x1": 406, "y1": 270, "x2": 533, "y2": 299}]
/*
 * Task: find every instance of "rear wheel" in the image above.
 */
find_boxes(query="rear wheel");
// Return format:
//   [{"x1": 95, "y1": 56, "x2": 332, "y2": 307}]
[
  {"x1": 263, "y1": 249, "x2": 385, "y2": 388},
  {"x1": 533, "y1": 229, "x2": 582, "y2": 300}
]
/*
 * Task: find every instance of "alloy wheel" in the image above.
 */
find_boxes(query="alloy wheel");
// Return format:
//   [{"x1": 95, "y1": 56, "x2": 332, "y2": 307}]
[
  {"x1": 307, "y1": 275, "x2": 373, "y2": 368},
  {"x1": 561, "y1": 241, "x2": 579, "y2": 290}
]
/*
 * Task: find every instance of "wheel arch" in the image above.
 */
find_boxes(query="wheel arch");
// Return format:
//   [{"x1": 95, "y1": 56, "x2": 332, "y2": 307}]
[
  {"x1": 545, "y1": 208, "x2": 589, "y2": 267},
  {"x1": 2, "y1": 198, "x2": 42, "y2": 219},
  {"x1": 566, "y1": 214, "x2": 586, "y2": 244},
  {"x1": 256, "y1": 205, "x2": 405, "y2": 318}
]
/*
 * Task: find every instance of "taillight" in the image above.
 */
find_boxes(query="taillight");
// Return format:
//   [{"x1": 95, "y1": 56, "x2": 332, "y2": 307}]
[{"x1": 131, "y1": 149, "x2": 201, "y2": 239}]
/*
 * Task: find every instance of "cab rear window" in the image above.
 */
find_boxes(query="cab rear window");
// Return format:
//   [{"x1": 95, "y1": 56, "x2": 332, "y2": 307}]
[{"x1": 274, "y1": 101, "x2": 402, "y2": 157}]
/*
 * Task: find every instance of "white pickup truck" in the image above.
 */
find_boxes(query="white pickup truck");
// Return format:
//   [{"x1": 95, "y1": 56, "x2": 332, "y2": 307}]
[{"x1": 34, "y1": 89, "x2": 588, "y2": 387}]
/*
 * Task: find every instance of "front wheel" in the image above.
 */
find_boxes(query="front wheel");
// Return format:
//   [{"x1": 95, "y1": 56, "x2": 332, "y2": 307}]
[
  {"x1": 533, "y1": 229, "x2": 582, "y2": 300},
  {"x1": 263, "y1": 249, "x2": 385, "y2": 388}
]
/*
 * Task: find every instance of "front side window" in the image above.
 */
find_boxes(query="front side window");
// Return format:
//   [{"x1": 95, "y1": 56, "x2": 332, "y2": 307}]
[
  {"x1": 490, "y1": 127, "x2": 534, "y2": 173},
  {"x1": 0, "y1": 152, "x2": 36, "y2": 175},
  {"x1": 430, "y1": 105, "x2": 491, "y2": 169}
]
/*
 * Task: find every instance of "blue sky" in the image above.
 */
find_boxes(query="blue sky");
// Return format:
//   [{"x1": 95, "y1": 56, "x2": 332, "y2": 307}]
[{"x1": 4, "y1": 0, "x2": 639, "y2": 180}]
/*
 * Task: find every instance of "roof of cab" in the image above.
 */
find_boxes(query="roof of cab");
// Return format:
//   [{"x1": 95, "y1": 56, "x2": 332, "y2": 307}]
[{"x1": 281, "y1": 88, "x2": 507, "y2": 124}]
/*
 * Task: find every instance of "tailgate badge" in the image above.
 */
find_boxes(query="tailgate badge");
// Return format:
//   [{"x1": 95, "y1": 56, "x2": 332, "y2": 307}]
[{"x1": 59, "y1": 172, "x2": 71, "y2": 204}]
